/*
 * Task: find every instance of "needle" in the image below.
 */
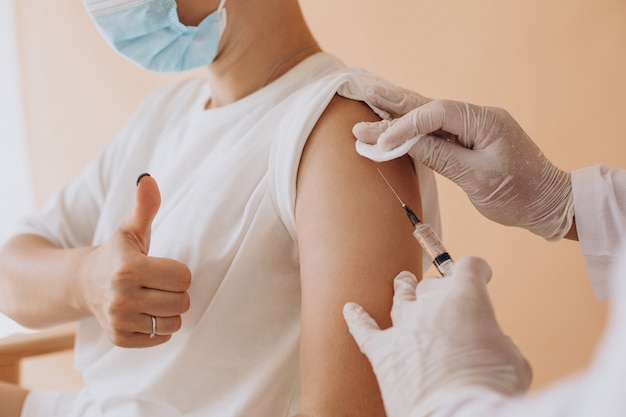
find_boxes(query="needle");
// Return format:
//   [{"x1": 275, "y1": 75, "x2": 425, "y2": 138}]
[
  {"x1": 376, "y1": 168, "x2": 421, "y2": 226},
  {"x1": 377, "y1": 168, "x2": 405, "y2": 205}
]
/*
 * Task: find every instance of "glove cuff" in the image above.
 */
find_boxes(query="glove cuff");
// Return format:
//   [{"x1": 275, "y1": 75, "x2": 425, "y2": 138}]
[
  {"x1": 529, "y1": 170, "x2": 574, "y2": 241},
  {"x1": 541, "y1": 176, "x2": 574, "y2": 242}
]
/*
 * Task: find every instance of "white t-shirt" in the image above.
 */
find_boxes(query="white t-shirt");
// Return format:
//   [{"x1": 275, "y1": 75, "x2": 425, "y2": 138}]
[
  {"x1": 431, "y1": 164, "x2": 626, "y2": 417},
  {"x1": 18, "y1": 53, "x2": 440, "y2": 417}
]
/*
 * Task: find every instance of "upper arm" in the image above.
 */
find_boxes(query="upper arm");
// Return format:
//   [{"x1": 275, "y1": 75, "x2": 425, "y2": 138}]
[{"x1": 295, "y1": 95, "x2": 423, "y2": 417}]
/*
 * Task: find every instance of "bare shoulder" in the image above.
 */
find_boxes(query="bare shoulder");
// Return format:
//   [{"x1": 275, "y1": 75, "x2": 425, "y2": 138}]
[
  {"x1": 294, "y1": 94, "x2": 424, "y2": 417},
  {"x1": 297, "y1": 94, "x2": 423, "y2": 247},
  {"x1": 304, "y1": 94, "x2": 380, "y2": 157}
]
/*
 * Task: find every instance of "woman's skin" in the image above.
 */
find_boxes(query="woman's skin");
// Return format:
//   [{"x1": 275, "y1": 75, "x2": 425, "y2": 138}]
[
  {"x1": 0, "y1": 381, "x2": 28, "y2": 417},
  {"x1": 0, "y1": 1, "x2": 423, "y2": 416},
  {"x1": 296, "y1": 95, "x2": 422, "y2": 416}
]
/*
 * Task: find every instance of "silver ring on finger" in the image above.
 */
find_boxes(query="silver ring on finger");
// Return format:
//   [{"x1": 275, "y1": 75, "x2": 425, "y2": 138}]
[{"x1": 150, "y1": 315, "x2": 157, "y2": 339}]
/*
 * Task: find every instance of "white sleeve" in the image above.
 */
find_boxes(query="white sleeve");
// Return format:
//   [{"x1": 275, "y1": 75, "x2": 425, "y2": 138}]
[{"x1": 571, "y1": 164, "x2": 626, "y2": 300}]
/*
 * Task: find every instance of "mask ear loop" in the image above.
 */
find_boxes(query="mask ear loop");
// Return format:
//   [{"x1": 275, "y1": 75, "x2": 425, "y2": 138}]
[{"x1": 217, "y1": 0, "x2": 227, "y2": 11}]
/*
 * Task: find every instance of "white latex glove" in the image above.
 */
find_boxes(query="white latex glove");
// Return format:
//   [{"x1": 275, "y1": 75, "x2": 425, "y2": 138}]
[
  {"x1": 354, "y1": 87, "x2": 574, "y2": 241},
  {"x1": 343, "y1": 256, "x2": 532, "y2": 417}
]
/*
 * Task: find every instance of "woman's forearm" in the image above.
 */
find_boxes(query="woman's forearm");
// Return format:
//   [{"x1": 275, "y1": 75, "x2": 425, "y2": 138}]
[
  {"x1": 0, "y1": 176, "x2": 193, "y2": 348},
  {"x1": 0, "y1": 234, "x2": 93, "y2": 328}
]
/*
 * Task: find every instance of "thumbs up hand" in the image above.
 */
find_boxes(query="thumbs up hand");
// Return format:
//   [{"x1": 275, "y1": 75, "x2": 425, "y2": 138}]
[{"x1": 80, "y1": 174, "x2": 191, "y2": 348}]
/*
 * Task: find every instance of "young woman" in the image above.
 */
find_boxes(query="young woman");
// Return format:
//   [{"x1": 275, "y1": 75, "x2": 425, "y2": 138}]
[{"x1": 0, "y1": 1, "x2": 439, "y2": 416}]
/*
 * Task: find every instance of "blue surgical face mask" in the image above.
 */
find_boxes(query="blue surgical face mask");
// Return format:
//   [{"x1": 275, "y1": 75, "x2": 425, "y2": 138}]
[{"x1": 84, "y1": 0, "x2": 228, "y2": 72}]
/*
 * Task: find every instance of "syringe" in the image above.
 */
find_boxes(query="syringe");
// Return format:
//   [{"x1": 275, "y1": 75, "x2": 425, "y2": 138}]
[{"x1": 377, "y1": 168, "x2": 454, "y2": 277}]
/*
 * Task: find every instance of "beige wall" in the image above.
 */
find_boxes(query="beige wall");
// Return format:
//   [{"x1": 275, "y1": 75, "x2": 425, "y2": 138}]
[{"x1": 15, "y1": 0, "x2": 625, "y2": 391}]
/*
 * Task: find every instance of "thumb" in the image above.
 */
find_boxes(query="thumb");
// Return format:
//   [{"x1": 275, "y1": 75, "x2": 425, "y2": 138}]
[
  {"x1": 389, "y1": 272, "x2": 418, "y2": 324},
  {"x1": 453, "y1": 256, "x2": 493, "y2": 285},
  {"x1": 121, "y1": 173, "x2": 161, "y2": 254},
  {"x1": 364, "y1": 85, "x2": 432, "y2": 118},
  {"x1": 352, "y1": 86, "x2": 432, "y2": 146},
  {"x1": 343, "y1": 302, "x2": 381, "y2": 355}
]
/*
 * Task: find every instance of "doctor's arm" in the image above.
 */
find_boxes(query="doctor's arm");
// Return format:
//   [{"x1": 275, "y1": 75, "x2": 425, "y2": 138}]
[
  {"x1": 294, "y1": 94, "x2": 424, "y2": 417},
  {"x1": 346, "y1": 88, "x2": 626, "y2": 417}
]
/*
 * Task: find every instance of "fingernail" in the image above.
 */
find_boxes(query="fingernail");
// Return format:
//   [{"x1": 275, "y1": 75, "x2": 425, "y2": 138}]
[{"x1": 136, "y1": 172, "x2": 151, "y2": 186}]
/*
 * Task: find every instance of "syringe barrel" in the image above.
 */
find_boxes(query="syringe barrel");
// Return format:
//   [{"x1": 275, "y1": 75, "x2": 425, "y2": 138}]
[
  {"x1": 412, "y1": 223, "x2": 454, "y2": 276},
  {"x1": 412, "y1": 223, "x2": 447, "y2": 259}
]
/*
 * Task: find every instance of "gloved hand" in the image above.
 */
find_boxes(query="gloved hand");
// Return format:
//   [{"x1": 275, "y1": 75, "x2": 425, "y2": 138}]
[
  {"x1": 343, "y1": 256, "x2": 532, "y2": 417},
  {"x1": 354, "y1": 87, "x2": 574, "y2": 241}
]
